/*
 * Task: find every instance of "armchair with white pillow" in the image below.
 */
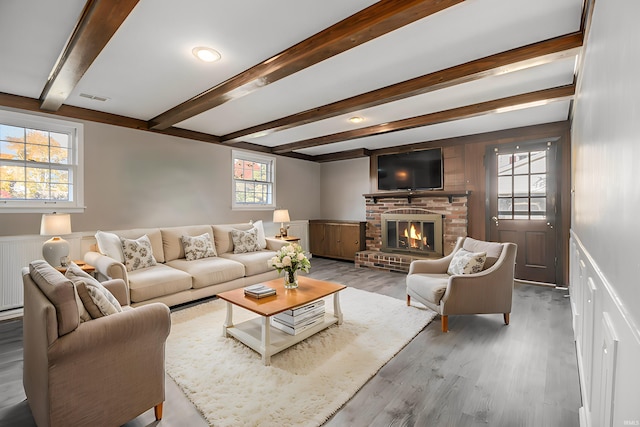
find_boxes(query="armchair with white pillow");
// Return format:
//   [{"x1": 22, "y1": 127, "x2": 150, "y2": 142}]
[{"x1": 406, "y1": 236, "x2": 517, "y2": 332}]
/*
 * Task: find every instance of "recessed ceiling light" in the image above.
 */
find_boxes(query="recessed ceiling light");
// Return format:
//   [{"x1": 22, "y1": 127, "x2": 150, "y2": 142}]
[
  {"x1": 349, "y1": 116, "x2": 364, "y2": 124},
  {"x1": 192, "y1": 46, "x2": 221, "y2": 63}
]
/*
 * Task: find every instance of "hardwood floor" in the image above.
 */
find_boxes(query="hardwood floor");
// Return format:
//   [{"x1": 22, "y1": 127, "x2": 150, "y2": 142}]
[{"x1": 0, "y1": 257, "x2": 581, "y2": 427}]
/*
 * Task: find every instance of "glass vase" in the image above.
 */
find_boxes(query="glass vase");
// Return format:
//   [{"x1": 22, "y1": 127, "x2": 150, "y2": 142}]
[{"x1": 284, "y1": 269, "x2": 298, "y2": 289}]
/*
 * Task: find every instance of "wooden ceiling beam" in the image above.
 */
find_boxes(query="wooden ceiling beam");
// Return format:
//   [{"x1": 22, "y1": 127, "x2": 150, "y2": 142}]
[
  {"x1": 148, "y1": 0, "x2": 464, "y2": 130},
  {"x1": 272, "y1": 84, "x2": 576, "y2": 154},
  {"x1": 39, "y1": 0, "x2": 140, "y2": 111},
  {"x1": 223, "y1": 32, "x2": 582, "y2": 143}
]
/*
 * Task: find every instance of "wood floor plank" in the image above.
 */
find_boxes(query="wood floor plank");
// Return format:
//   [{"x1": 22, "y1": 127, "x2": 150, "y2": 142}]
[{"x1": 0, "y1": 257, "x2": 580, "y2": 426}]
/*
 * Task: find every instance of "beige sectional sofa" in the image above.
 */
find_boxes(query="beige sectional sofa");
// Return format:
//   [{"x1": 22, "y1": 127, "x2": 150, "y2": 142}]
[{"x1": 84, "y1": 222, "x2": 289, "y2": 307}]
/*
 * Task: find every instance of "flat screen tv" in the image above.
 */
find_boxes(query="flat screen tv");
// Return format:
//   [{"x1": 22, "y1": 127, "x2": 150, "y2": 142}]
[{"x1": 377, "y1": 148, "x2": 443, "y2": 191}]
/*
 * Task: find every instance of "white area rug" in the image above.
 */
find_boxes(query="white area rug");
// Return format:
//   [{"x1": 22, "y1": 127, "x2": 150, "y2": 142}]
[{"x1": 165, "y1": 287, "x2": 436, "y2": 427}]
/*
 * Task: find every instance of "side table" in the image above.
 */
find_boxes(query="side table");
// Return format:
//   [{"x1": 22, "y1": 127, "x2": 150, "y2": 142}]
[
  {"x1": 275, "y1": 235, "x2": 300, "y2": 243},
  {"x1": 55, "y1": 260, "x2": 96, "y2": 276}
]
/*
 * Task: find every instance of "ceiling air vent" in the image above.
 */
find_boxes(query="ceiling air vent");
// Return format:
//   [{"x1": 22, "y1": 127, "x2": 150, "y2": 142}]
[{"x1": 79, "y1": 93, "x2": 109, "y2": 102}]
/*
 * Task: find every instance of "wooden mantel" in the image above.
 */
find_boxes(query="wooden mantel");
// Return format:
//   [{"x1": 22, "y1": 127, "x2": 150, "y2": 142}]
[{"x1": 363, "y1": 190, "x2": 470, "y2": 203}]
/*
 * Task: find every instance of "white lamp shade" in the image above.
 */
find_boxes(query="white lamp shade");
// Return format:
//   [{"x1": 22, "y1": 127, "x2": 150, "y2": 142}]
[
  {"x1": 40, "y1": 213, "x2": 72, "y2": 236},
  {"x1": 273, "y1": 209, "x2": 290, "y2": 223},
  {"x1": 40, "y1": 213, "x2": 71, "y2": 267}
]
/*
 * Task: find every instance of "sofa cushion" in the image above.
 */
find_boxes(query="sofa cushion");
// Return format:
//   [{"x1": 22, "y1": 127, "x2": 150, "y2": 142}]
[
  {"x1": 231, "y1": 227, "x2": 262, "y2": 254},
  {"x1": 127, "y1": 264, "x2": 193, "y2": 303},
  {"x1": 219, "y1": 250, "x2": 278, "y2": 276},
  {"x1": 106, "y1": 228, "x2": 165, "y2": 263},
  {"x1": 65, "y1": 262, "x2": 122, "y2": 317},
  {"x1": 182, "y1": 233, "x2": 217, "y2": 261},
  {"x1": 95, "y1": 230, "x2": 124, "y2": 263},
  {"x1": 447, "y1": 249, "x2": 487, "y2": 275},
  {"x1": 406, "y1": 273, "x2": 449, "y2": 305},
  {"x1": 161, "y1": 225, "x2": 215, "y2": 262},
  {"x1": 462, "y1": 237, "x2": 503, "y2": 270},
  {"x1": 253, "y1": 220, "x2": 267, "y2": 249},
  {"x1": 121, "y1": 235, "x2": 157, "y2": 272},
  {"x1": 29, "y1": 260, "x2": 79, "y2": 336},
  {"x1": 212, "y1": 223, "x2": 254, "y2": 255},
  {"x1": 166, "y1": 257, "x2": 245, "y2": 289}
]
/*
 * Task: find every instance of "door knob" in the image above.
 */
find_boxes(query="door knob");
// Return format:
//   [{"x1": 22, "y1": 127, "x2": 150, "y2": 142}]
[
  {"x1": 547, "y1": 222, "x2": 554, "y2": 229},
  {"x1": 492, "y1": 216, "x2": 499, "y2": 226}
]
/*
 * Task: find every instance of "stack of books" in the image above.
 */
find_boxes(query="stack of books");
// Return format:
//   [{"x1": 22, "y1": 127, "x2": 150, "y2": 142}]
[
  {"x1": 270, "y1": 299, "x2": 325, "y2": 335},
  {"x1": 244, "y1": 284, "x2": 276, "y2": 299}
]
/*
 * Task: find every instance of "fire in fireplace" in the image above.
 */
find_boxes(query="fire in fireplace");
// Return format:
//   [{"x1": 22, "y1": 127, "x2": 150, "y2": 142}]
[{"x1": 381, "y1": 213, "x2": 443, "y2": 256}]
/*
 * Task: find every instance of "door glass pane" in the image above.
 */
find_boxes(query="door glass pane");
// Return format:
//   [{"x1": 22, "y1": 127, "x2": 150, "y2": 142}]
[
  {"x1": 498, "y1": 154, "x2": 512, "y2": 176},
  {"x1": 513, "y1": 175, "x2": 528, "y2": 197},
  {"x1": 530, "y1": 151, "x2": 546, "y2": 173},
  {"x1": 513, "y1": 153, "x2": 529, "y2": 174},
  {"x1": 498, "y1": 176, "x2": 512, "y2": 197},
  {"x1": 514, "y1": 198, "x2": 528, "y2": 212},
  {"x1": 531, "y1": 198, "x2": 546, "y2": 220},
  {"x1": 498, "y1": 198, "x2": 512, "y2": 219},
  {"x1": 530, "y1": 174, "x2": 546, "y2": 195}
]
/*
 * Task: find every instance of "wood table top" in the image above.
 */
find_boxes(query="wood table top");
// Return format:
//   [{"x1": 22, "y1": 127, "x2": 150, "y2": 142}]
[{"x1": 217, "y1": 276, "x2": 346, "y2": 317}]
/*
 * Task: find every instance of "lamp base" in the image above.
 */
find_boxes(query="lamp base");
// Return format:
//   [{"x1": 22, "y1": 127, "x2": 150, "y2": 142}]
[{"x1": 42, "y1": 237, "x2": 70, "y2": 267}]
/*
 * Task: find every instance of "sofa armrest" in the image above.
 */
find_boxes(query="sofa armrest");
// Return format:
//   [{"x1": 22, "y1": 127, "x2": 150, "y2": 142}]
[
  {"x1": 48, "y1": 303, "x2": 171, "y2": 362},
  {"x1": 102, "y1": 279, "x2": 130, "y2": 307},
  {"x1": 408, "y1": 255, "x2": 452, "y2": 274},
  {"x1": 84, "y1": 251, "x2": 127, "y2": 282},
  {"x1": 265, "y1": 238, "x2": 290, "y2": 251}
]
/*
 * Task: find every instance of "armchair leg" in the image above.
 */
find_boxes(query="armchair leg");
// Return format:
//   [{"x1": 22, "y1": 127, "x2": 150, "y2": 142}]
[
  {"x1": 441, "y1": 315, "x2": 448, "y2": 333},
  {"x1": 504, "y1": 313, "x2": 510, "y2": 325},
  {"x1": 154, "y1": 402, "x2": 163, "y2": 421},
  {"x1": 406, "y1": 295, "x2": 411, "y2": 306}
]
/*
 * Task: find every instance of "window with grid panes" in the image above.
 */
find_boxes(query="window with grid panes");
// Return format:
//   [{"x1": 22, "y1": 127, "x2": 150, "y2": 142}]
[
  {"x1": 0, "y1": 109, "x2": 84, "y2": 213},
  {"x1": 497, "y1": 148, "x2": 547, "y2": 220},
  {"x1": 232, "y1": 150, "x2": 275, "y2": 209}
]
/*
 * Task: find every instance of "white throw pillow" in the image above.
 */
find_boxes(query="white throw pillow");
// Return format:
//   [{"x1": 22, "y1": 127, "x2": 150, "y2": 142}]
[
  {"x1": 231, "y1": 228, "x2": 262, "y2": 254},
  {"x1": 252, "y1": 220, "x2": 267, "y2": 249},
  {"x1": 120, "y1": 235, "x2": 157, "y2": 272},
  {"x1": 181, "y1": 233, "x2": 217, "y2": 261},
  {"x1": 95, "y1": 230, "x2": 124, "y2": 263},
  {"x1": 65, "y1": 262, "x2": 122, "y2": 318},
  {"x1": 447, "y1": 248, "x2": 487, "y2": 275}
]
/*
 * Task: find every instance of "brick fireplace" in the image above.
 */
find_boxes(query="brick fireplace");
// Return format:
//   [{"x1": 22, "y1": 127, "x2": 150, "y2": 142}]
[{"x1": 356, "y1": 192, "x2": 468, "y2": 273}]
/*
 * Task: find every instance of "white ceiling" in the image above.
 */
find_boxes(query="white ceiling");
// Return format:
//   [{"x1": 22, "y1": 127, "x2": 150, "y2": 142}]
[{"x1": 0, "y1": 0, "x2": 584, "y2": 159}]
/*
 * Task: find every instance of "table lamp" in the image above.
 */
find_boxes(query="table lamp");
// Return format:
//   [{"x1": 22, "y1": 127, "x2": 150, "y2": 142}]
[
  {"x1": 273, "y1": 209, "x2": 290, "y2": 237},
  {"x1": 40, "y1": 213, "x2": 72, "y2": 267}
]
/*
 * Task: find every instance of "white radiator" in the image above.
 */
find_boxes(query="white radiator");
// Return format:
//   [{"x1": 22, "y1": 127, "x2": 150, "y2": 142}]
[{"x1": 0, "y1": 234, "x2": 82, "y2": 318}]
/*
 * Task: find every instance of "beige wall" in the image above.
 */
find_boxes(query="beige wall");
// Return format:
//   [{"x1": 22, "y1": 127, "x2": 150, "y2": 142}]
[
  {"x1": 0, "y1": 116, "x2": 321, "y2": 236},
  {"x1": 319, "y1": 157, "x2": 369, "y2": 221}
]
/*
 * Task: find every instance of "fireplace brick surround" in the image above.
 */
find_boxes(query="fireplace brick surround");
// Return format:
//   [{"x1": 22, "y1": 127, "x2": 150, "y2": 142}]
[{"x1": 356, "y1": 193, "x2": 468, "y2": 273}]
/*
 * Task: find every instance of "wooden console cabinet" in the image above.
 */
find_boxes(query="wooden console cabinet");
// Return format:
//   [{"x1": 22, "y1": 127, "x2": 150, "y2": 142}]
[{"x1": 309, "y1": 220, "x2": 366, "y2": 262}]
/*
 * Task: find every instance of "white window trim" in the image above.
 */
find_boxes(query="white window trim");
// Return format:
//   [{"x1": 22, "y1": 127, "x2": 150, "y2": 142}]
[
  {"x1": 0, "y1": 109, "x2": 84, "y2": 213},
  {"x1": 232, "y1": 149, "x2": 276, "y2": 211}
]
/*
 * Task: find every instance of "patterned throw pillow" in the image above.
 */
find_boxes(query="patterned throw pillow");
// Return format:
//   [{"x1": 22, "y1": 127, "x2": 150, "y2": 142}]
[
  {"x1": 181, "y1": 233, "x2": 217, "y2": 261},
  {"x1": 120, "y1": 235, "x2": 157, "y2": 272},
  {"x1": 231, "y1": 227, "x2": 262, "y2": 254},
  {"x1": 65, "y1": 262, "x2": 122, "y2": 318},
  {"x1": 447, "y1": 248, "x2": 487, "y2": 275}
]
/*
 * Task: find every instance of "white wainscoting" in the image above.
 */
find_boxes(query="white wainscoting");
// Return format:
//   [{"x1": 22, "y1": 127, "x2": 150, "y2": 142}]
[{"x1": 570, "y1": 230, "x2": 640, "y2": 427}]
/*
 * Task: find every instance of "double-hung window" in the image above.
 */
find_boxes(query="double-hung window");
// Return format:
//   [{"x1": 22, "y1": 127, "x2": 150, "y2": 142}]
[
  {"x1": 0, "y1": 109, "x2": 84, "y2": 213},
  {"x1": 232, "y1": 150, "x2": 275, "y2": 209}
]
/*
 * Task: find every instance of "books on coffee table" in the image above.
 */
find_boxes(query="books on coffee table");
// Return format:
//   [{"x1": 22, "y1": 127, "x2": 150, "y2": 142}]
[
  {"x1": 270, "y1": 312, "x2": 325, "y2": 335},
  {"x1": 244, "y1": 284, "x2": 276, "y2": 299},
  {"x1": 270, "y1": 299, "x2": 326, "y2": 335},
  {"x1": 281, "y1": 299, "x2": 325, "y2": 316}
]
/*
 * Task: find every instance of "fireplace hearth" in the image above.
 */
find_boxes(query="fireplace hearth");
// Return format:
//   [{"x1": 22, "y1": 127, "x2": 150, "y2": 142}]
[{"x1": 381, "y1": 213, "x2": 443, "y2": 256}]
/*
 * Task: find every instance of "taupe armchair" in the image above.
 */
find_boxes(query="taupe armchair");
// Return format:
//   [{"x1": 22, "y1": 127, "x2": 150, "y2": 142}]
[
  {"x1": 22, "y1": 260, "x2": 171, "y2": 427},
  {"x1": 406, "y1": 237, "x2": 517, "y2": 332}
]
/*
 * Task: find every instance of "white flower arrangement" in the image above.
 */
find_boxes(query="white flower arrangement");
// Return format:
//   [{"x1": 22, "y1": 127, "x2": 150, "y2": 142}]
[{"x1": 268, "y1": 243, "x2": 310, "y2": 275}]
